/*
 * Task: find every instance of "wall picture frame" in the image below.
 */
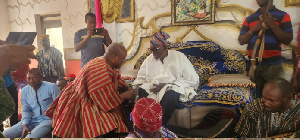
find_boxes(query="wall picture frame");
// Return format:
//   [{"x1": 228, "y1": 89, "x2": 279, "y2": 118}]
[
  {"x1": 87, "y1": 0, "x2": 134, "y2": 23},
  {"x1": 87, "y1": 0, "x2": 95, "y2": 13},
  {"x1": 171, "y1": 0, "x2": 216, "y2": 26},
  {"x1": 116, "y1": 0, "x2": 135, "y2": 23},
  {"x1": 285, "y1": 0, "x2": 300, "y2": 7}
]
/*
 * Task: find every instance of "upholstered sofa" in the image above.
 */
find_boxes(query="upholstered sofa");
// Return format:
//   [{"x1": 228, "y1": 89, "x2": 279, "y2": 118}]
[{"x1": 125, "y1": 41, "x2": 255, "y2": 137}]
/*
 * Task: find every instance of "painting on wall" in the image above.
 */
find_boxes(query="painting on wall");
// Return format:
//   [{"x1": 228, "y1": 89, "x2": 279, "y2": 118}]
[
  {"x1": 116, "y1": 0, "x2": 135, "y2": 23},
  {"x1": 88, "y1": 0, "x2": 95, "y2": 13},
  {"x1": 285, "y1": 0, "x2": 300, "y2": 6},
  {"x1": 87, "y1": 0, "x2": 134, "y2": 23},
  {"x1": 64, "y1": 48, "x2": 81, "y2": 61},
  {"x1": 171, "y1": 0, "x2": 216, "y2": 26}
]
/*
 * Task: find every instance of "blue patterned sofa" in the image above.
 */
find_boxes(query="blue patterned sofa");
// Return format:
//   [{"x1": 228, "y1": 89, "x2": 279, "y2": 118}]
[{"x1": 133, "y1": 41, "x2": 254, "y2": 137}]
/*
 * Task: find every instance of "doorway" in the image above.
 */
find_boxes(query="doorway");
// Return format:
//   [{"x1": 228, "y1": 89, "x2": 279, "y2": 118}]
[
  {"x1": 35, "y1": 13, "x2": 66, "y2": 69},
  {"x1": 46, "y1": 27, "x2": 65, "y2": 68}
]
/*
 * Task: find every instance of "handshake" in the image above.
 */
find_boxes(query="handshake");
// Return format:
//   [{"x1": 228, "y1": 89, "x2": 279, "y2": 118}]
[{"x1": 120, "y1": 85, "x2": 136, "y2": 101}]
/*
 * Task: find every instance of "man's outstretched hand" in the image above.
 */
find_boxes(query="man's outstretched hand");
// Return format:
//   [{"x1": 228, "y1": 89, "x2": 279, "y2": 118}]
[{"x1": 120, "y1": 89, "x2": 136, "y2": 101}]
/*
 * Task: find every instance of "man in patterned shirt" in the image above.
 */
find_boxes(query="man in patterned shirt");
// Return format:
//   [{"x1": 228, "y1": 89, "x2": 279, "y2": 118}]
[
  {"x1": 36, "y1": 35, "x2": 65, "y2": 83},
  {"x1": 45, "y1": 43, "x2": 135, "y2": 138},
  {"x1": 235, "y1": 78, "x2": 300, "y2": 138}
]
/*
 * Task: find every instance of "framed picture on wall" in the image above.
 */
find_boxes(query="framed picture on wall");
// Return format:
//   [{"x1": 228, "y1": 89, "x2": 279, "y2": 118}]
[
  {"x1": 171, "y1": 0, "x2": 216, "y2": 26},
  {"x1": 116, "y1": 0, "x2": 135, "y2": 23},
  {"x1": 88, "y1": 0, "x2": 95, "y2": 13},
  {"x1": 87, "y1": 0, "x2": 134, "y2": 23},
  {"x1": 64, "y1": 48, "x2": 81, "y2": 61},
  {"x1": 285, "y1": 0, "x2": 300, "y2": 7}
]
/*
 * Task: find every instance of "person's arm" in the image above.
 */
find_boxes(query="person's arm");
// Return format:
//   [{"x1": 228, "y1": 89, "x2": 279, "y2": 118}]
[
  {"x1": 132, "y1": 57, "x2": 149, "y2": 94},
  {"x1": 103, "y1": 28, "x2": 112, "y2": 47},
  {"x1": 132, "y1": 58, "x2": 148, "y2": 85},
  {"x1": 238, "y1": 19, "x2": 264, "y2": 45},
  {"x1": 263, "y1": 13, "x2": 293, "y2": 45},
  {"x1": 173, "y1": 53, "x2": 199, "y2": 88},
  {"x1": 234, "y1": 109, "x2": 257, "y2": 138},
  {"x1": 74, "y1": 29, "x2": 93, "y2": 52},
  {"x1": 116, "y1": 71, "x2": 129, "y2": 91},
  {"x1": 20, "y1": 89, "x2": 32, "y2": 126},
  {"x1": 87, "y1": 69, "x2": 134, "y2": 112}
]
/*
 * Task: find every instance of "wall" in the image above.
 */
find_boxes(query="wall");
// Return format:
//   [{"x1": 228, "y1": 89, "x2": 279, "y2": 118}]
[
  {"x1": 102, "y1": 0, "x2": 299, "y2": 81},
  {"x1": 0, "y1": 0, "x2": 10, "y2": 39},
  {"x1": 5, "y1": 0, "x2": 300, "y2": 80}
]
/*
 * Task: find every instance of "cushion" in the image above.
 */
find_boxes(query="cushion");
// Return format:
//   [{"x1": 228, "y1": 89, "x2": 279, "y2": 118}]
[
  {"x1": 208, "y1": 74, "x2": 256, "y2": 88},
  {"x1": 177, "y1": 86, "x2": 254, "y2": 109}
]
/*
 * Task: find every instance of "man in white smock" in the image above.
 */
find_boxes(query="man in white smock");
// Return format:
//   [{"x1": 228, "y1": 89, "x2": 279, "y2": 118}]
[{"x1": 133, "y1": 31, "x2": 199, "y2": 125}]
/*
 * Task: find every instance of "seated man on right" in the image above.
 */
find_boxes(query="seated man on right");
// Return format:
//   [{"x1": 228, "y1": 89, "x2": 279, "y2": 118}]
[
  {"x1": 133, "y1": 31, "x2": 199, "y2": 125},
  {"x1": 235, "y1": 78, "x2": 300, "y2": 138}
]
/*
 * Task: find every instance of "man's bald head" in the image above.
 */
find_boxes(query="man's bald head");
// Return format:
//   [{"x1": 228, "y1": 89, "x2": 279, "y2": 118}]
[
  {"x1": 262, "y1": 78, "x2": 293, "y2": 113},
  {"x1": 105, "y1": 43, "x2": 127, "y2": 69},
  {"x1": 265, "y1": 78, "x2": 294, "y2": 98},
  {"x1": 106, "y1": 43, "x2": 127, "y2": 57}
]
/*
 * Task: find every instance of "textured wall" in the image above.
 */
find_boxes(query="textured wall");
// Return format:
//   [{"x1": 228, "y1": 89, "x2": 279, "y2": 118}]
[
  {"x1": 4, "y1": 0, "x2": 300, "y2": 79},
  {"x1": 109, "y1": 0, "x2": 299, "y2": 51},
  {"x1": 5, "y1": 0, "x2": 88, "y2": 49},
  {"x1": 106, "y1": 0, "x2": 300, "y2": 75},
  {"x1": 4, "y1": 0, "x2": 300, "y2": 51},
  {"x1": 0, "y1": 0, "x2": 10, "y2": 39}
]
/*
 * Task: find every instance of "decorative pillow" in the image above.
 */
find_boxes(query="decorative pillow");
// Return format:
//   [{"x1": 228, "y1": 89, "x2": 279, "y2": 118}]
[{"x1": 208, "y1": 74, "x2": 256, "y2": 87}]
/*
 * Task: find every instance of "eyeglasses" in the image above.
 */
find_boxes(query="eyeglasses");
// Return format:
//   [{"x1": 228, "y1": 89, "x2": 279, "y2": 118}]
[{"x1": 149, "y1": 46, "x2": 161, "y2": 52}]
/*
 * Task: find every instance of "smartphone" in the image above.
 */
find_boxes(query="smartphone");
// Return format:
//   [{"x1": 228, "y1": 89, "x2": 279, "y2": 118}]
[
  {"x1": 93, "y1": 28, "x2": 103, "y2": 35},
  {"x1": 6, "y1": 32, "x2": 37, "y2": 45}
]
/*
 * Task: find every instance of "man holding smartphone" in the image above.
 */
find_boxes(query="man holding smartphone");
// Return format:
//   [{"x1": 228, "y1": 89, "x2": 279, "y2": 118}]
[{"x1": 74, "y1": 13, "x2": 112, "y2": 68}]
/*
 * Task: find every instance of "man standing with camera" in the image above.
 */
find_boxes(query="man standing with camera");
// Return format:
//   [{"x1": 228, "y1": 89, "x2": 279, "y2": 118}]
[{"x1": 74, "y1": 13, "x2": 112, "y2": 68}]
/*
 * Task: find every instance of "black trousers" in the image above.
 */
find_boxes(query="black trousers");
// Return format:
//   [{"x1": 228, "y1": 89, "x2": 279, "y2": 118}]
[
  {"x1": 96, "y1": 131, "x2": 127, "y2": 138},
  {"x1": 138, "y1": 88, "x2": 180, "y2": 125},
  {"x1": 0, "y1": 83, "x2": 18, "y2": 132}
]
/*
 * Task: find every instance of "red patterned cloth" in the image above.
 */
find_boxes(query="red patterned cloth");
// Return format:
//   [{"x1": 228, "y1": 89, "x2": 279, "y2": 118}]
[
  {"x1": 132, "y1": 98, "x2": 162, "y2": 132},
  {"x1": 45, "y1": 57, "x2": 128, "y2": 138}
]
